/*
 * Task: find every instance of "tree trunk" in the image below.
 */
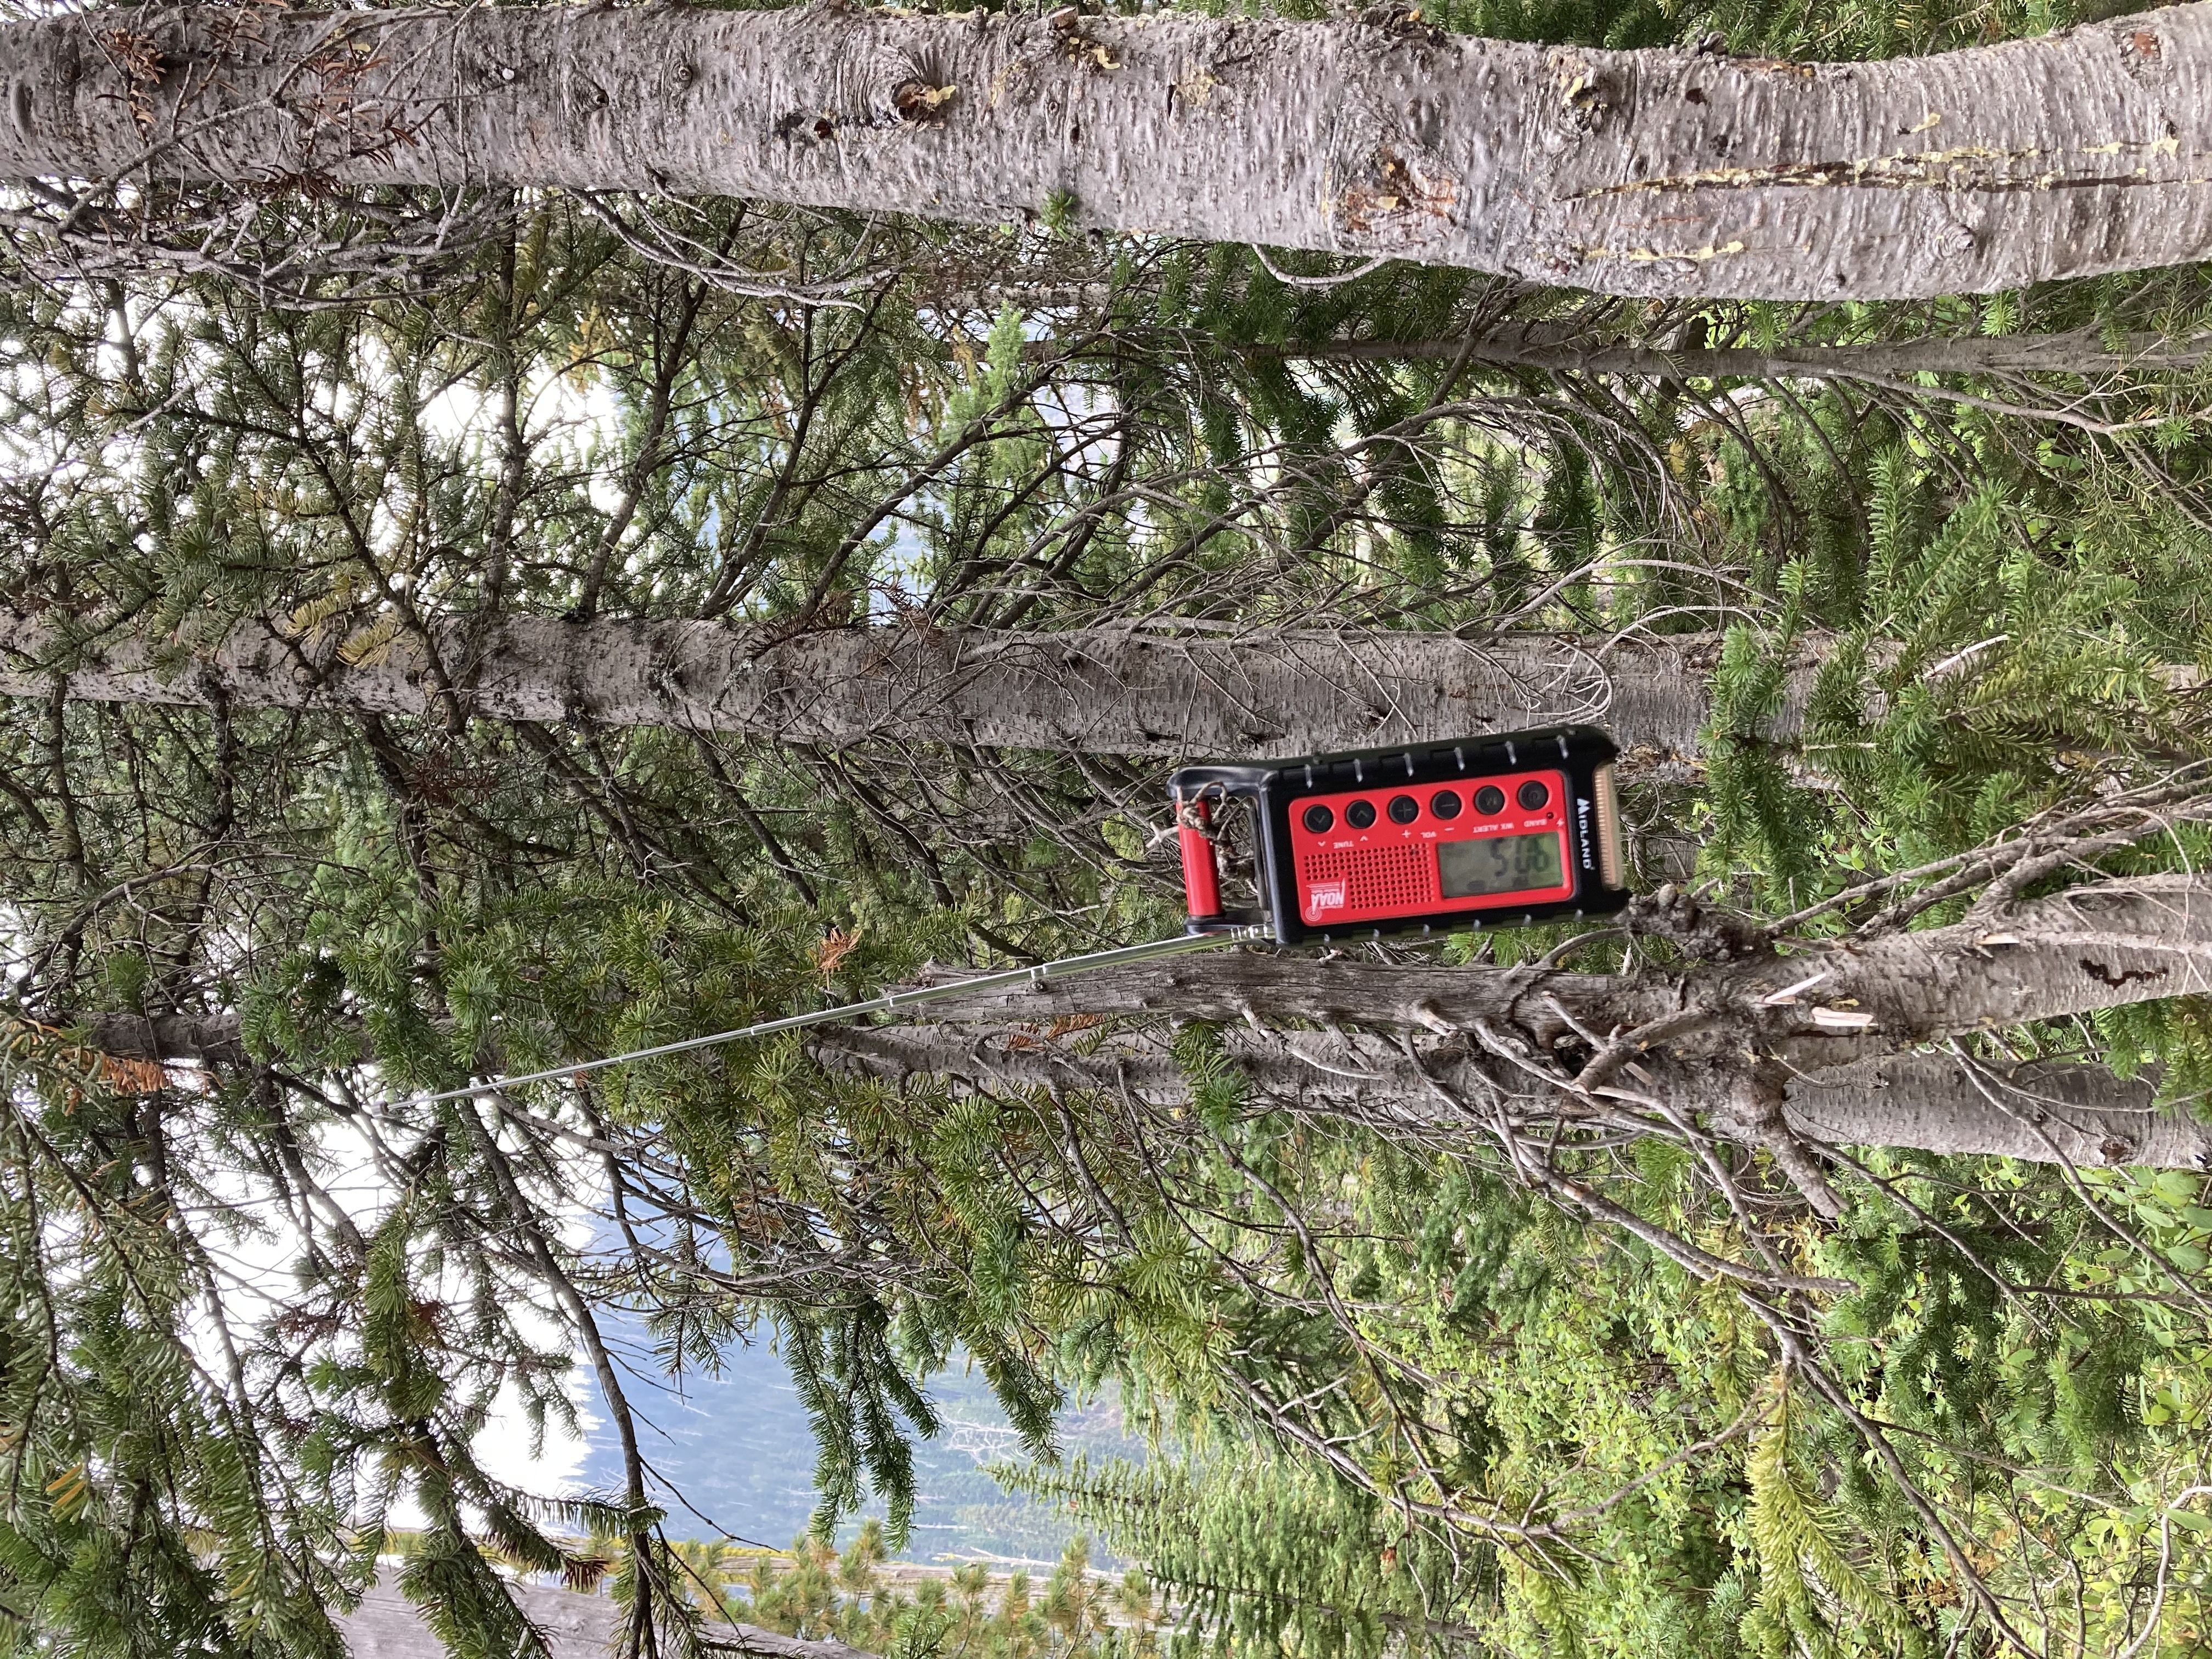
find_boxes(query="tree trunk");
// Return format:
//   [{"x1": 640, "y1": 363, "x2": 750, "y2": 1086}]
[
  {"x1": 0, "y1": 609, "x2": 1796, "y2": 761},
  {"x1": 1244, "y1": 327, "x2": 2212, "y2": 380},
  {"x1": 77, "y1": 876, "x2": 2212, "y2": 1169},
  {"x1": 822, "y1": 875, "x2": 2212, "y2": 1176},
  {"x1": 8, "y1": 5, "x2": 2212, "y2": 300},
  {"x1": 900, "y1": 876, "x2": 2212, "y2": 1067},
  {"x1": 815, "y1": 1024, "x2": 2212, "y2": 1169},
  {"x1": 61, "y1": 1008, "x2": 253, "y2": 1070}
]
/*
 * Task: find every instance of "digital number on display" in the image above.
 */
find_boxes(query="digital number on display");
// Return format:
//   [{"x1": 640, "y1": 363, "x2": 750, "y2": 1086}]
[{"x1": 1437, "y1": 832, "x2": 1563, "y2": 899}]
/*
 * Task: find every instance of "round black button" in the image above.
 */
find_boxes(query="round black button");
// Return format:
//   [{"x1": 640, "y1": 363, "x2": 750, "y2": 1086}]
[
  {"x1": 1387, "y1": 794, "x2": 1419, "y2": 825},
  {"x1": 1472, "y1": 785, "x2": 1506, "y2": 815},
  {"x1": 1430, "y1": 789, "x2": 1462, "y2": 820},
  {"x1": 1517, "y1": 780, "x2": 1551, "y2": 811},
  {"x1": 1345, "y1": 799, "x2": 1377, "y2": 829},
  {"x1": 1301, "y1": 804, "x2": 1334, "y2": 834}
]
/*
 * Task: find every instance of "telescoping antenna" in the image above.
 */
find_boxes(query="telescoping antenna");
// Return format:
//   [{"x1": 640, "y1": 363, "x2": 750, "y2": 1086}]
[
  {"x1": 387, "y1": 926, "x2": 1268, "y2": 1113},
  {"x1": 392, "y1": 721, "x2": 1632, "y2": 1115}
]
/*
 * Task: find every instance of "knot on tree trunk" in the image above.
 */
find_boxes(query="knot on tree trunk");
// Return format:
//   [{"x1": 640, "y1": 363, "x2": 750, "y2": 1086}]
[
  {"x1": 1714, "y1": 1059, "x2": 1844, "y2": 1220},
  {"x1": 1626, "y1": 883, "x2": 1767, "y2": 961}
]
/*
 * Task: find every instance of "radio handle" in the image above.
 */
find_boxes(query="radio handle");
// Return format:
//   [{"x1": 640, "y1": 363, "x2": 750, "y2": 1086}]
[{"x1": 1174, "y1": 789, "x2": 1224, "y2": 924}]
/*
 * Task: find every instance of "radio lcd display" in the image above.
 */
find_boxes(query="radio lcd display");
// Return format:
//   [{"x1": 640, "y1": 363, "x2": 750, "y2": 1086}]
[
  {"x1": 1169, "y1": 725, "x2": 1628, "y2": 944},
  {"x1": 1438, "y1": 830, "x2": 1563, "y2": 898}
]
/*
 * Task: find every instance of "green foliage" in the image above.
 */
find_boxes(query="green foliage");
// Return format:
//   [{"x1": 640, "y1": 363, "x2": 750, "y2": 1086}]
[
  {"x1": 690, "y1": 1527, "x2": 1158, "y2": 1659},
  {"x1": 9, "y1": 46, "x2": 2212, "y2": 1658},
  {"x1": 1011, "y1": 1454, "x2": 1468, "y2": 1659}
]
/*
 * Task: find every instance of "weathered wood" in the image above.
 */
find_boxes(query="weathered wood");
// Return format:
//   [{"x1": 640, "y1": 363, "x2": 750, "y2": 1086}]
[
  {"x1": 1243, "y1": 327, "x2": 2212, "y2": 380},
  {"x1": 899, "y1": 877, "x2": 2212, "y2": 1068},
  {"x1": 7, "y1": 5, "x2": 2212, "y2": 298},
  {"x1": 816, "y1": 1025, "x2": 2212, "y2": 1169},
  {"x1": 75, "y1": 878, "x2": 2212, "y2": 1169},
  {"x1": 0, "y1": 610, "x2": 1784, "y2": 761},
  {"x1": 66, "y1": 1008, "x2": 253, "y2": 1069}
]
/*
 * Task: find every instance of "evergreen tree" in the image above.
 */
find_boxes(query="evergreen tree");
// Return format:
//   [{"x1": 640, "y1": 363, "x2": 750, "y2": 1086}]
[
  {"x1": 9, "y1": 2, "x2": 2212, "y2": 295},
  {"x1": 10, "y1": 4, "x2": 2212, "y2": 1656}
]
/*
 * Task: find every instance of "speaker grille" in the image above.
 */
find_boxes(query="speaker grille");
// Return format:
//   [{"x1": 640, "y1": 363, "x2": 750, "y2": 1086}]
[{"x1": 1299, "y1": 843, "x2": 1435, "y2": 915}]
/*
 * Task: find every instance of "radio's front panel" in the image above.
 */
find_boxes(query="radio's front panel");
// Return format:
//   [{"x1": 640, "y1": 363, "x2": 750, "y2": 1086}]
[
  {"x1": 1283, "y1": 767, "x2": 1574, "y2": 930},
  {"x1": 1170, "y1": 725, "x2": 1628, "y2": 944}
]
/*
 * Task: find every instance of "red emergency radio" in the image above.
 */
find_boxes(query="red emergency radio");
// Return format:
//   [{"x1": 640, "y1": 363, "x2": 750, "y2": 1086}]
[{"x1": 1170, "y1": 726, "x2": 1628, "y2": 944}]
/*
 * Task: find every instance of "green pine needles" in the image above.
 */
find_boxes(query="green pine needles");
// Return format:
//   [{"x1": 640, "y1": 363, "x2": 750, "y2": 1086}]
[{"x1": 10, "y1": 11, "x2": 2212, "y2": 1655}]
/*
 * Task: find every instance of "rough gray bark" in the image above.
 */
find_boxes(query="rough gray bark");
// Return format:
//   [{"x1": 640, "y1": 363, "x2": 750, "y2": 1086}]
[
  {"x1": 9, "y1": 4, "x2": 2212, "y2": 299},
  {"x1": 900, "y1": 876, "x2": 2212, "y2": 1068},
  {"x1": 816, "y1": 1024, "x2": 2212, "y2": 1169},
  {"x1": 65, "y1": 1008, "x2": 252, "y2": 1069},
  {"x1": 1785, "y1": 1056, "x2": 2210, "y2": 1169},
  {"x1": 78, "y1": 878, "x2": 2212, "y2": 1169},
  {"x1": 84, "y1": 879, "x2": 2212, "y2": 1076},
  {"x1": 1245, "y1": 327, "x2": 2212, "y2": 380},
  {"x1": 0, "y1": 609, "x2": 1797, "y2": 761}
]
